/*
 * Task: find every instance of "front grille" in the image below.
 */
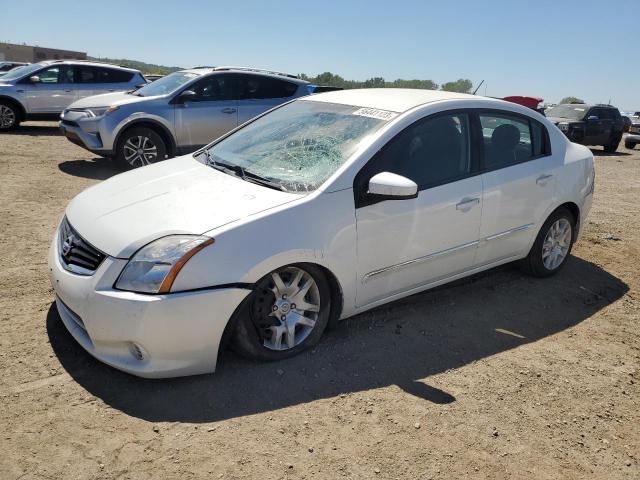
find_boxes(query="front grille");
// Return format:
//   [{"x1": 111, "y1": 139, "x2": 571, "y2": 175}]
[
  {"x1": 58, "y1": 217, "x2": 105, "y2": 275},
  {"x1": 60, "y1": 119, "x2": 79, "y2": 128}
]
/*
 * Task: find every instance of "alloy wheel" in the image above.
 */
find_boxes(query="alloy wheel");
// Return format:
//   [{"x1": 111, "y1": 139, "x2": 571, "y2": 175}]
[
  {"x1": 123, "y1": 135, "x2": 158, "y2": 167},
  {"x1": 253, "y1": 266, "x2": 321, "y2": 351},
  {"x1": 0, "y1": 105, "x2": 16, "y2": 129},
  {"x1": 542, "y1": 218, "x2": 572, "y2": 270}
]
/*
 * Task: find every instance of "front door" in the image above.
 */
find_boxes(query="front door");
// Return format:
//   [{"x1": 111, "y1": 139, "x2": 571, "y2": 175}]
[
  {"x1": 475, "y1": 111, "x2": 558, "y2": 265},
  {"x1": 23, "y1": 65, "x2": 76, "y2": 113},
  {"x1": 174, "y1": 73, "x2": 238, "y2": 149},
  {"x1": 355, "y1": 112, "x2": 482, "y2": 307}
]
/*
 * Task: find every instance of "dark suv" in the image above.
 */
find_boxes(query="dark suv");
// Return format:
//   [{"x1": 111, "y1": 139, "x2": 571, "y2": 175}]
[{"x1": 546, "y1": 103, "x2": 624, "y2": 152}]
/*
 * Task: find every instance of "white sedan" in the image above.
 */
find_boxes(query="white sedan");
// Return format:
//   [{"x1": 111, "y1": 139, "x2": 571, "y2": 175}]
[{"x1": 48, "y1": 89, "x2": 595, "y2": 378}]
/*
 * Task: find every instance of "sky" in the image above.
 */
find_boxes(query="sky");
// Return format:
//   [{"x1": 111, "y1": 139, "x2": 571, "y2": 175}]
[{"x1": 1, "y1": 0, "x2": 637, "y2": 110}]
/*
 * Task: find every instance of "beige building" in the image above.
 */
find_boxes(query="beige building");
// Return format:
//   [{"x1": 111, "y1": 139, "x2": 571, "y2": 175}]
[{"x1": 0, "y1": 42, "x2": 86, "y2": 63}]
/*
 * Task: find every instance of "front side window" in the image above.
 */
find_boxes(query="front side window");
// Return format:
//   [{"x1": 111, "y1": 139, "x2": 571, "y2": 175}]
[
  {"x1": 37, "y1": 66, "x2": 74, "y2": 84},
  {"x1": 202, "y1": 101, "x2": 391, "y2": 192},
  {"x1": 190, "y1": 74, "x2": 234, "y2": 101},
  {"x1": 238, "y1": 75, "x2": 298, "y2": 99},
  {"x1": 480, "y1": 113, "x2": 546, "y2": 170},
  {"x1": 366, "y1": 113, "x2": 472, "y2": 189},
  {"x1": 134, "y1": 71, "x2": 200, "y2": 97}
]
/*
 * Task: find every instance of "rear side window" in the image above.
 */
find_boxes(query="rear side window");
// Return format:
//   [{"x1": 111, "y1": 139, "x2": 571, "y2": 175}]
[
  {"x1": 190, "y1": 74, "x2": 234, "y2": 101},
  {"x1": 479, "y1": 113, "x2": 548, "y2": 170},
  {"x1": 366, "y1": 112, "x2": 472, "y2": 189},
  {"x1": 238, "y1": 75, "x2": 298, "y2": 99},
  {"x1": 76, "y1": 66, "x2": 134, "y2": 83}
]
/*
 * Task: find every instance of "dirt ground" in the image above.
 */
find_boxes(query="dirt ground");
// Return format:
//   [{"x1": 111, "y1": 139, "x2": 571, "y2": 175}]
[{"x1": 0, "y1": 122, "x2": 638, "y2": 480}]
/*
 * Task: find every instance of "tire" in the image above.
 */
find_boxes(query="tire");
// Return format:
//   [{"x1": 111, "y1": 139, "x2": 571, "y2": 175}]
[
  {"x1": 520, "y1": 207, "x2": 575, "y2": 277},
  {"x1": 0, "y1": 101, "x2": 20, "y2": 131},
  {"x1": 603, "y1": 134, "x2": 621, "y2": 153},
  {"x1": 625, "y1": 141, "x2": 636, "y2": 150},
  {"x1": 232, "y1": 264, "x2": 332, "y2": 362},
  {"x1": 115, "y1": 127, "x2": 167, "y2": 169}
]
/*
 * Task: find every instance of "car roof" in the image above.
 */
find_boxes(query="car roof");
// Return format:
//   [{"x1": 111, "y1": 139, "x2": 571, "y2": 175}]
[
  {"x1": 178, "y1": 66, "x2": 309, "y2": 84},
  {"x1": 37, "y1": 60, "x2": 139, "y2": 73},
  {"x1": 304, "y1": 88, "x2": 489, "y2": 112}
]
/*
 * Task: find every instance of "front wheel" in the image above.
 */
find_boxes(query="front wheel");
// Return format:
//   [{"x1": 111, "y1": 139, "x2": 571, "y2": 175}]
[
  {"x1": 0, "y1": 101, "x2": 20, "y2": 131},
  {"x1": 115, "y1": 127, "x2": 167, "y2": 169},
  {"x1": 603, "y1": 134, "x2": 621, "y2": 153},
  {"x1": 232, "y1": 264, "x2": 331, "y2": 361},
  {"x1": 521, "y1": 208, "x2": 575, "y2": 277},
  {"x1": 625, "y1": 141, "x2": 636, "y2": 150}
]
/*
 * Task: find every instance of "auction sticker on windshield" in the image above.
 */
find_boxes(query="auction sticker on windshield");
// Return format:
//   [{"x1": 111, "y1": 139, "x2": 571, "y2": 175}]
[{"x1": 352, "y1": 108, "x2": 398, "y2": 121}]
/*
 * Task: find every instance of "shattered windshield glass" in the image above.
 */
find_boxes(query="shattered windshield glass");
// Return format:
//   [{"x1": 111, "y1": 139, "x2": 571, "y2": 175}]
[{"x1": 202, "y1": 100, "x2": 392, "y2": 192}]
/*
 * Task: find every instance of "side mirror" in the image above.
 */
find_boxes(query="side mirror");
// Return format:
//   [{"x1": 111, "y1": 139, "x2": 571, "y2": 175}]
[
  {"x1": 29, "y1": 75, "x2": 41, "y2": 83},
  {"x1": 368, "y1": 172, "x2": 418, "y2": 200},
  {"x1": 175, "y1": 90, "x2": 197, "y2": 104},
  {"x1": 587, "y1": 115, "x2": 599, "y2": 121}
]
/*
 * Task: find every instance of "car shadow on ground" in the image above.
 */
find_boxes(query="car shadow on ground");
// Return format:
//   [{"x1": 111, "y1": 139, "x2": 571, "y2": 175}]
[
  {"x1": 58, "y1": 158, "x2": 121, "y2": 181},
  {"x1": 590, "y1": 148, "x2": 631, "y2": 157},
  {"x1": 5, "y1": 124, "x2": 61, "y2": 136},
  {"x1": 47, "y1": 256, "x2": 628, "y2": 423}
]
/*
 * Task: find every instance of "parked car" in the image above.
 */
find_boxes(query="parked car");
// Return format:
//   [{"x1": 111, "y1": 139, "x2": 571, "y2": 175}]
[
  {"x1": 502, "y1": 95, "x2": 545, "y2": 115},
  {"x1": 0, "y1": 60, "x2": 146, "y2": 131},
  {"x1": 59, "y1": 67, "x2": 316, "y2": 169},
  {"x1": 625, "y1": 116, "x2": 640, "y2": 149},
  {"x1": 0, "y1": 61, "x2": 28, "y2": 73},
  {"x1": 49, "y1": 89, "x2": 594, "y2": 378},
  {"x1": 546, "y1": 103, "x2": 624, "y2": 152}
]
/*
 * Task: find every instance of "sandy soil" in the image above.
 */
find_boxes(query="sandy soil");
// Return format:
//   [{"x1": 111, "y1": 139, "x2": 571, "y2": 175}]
[{"x1": 0, "y1": 122, "x2": 638, "y2": 480}]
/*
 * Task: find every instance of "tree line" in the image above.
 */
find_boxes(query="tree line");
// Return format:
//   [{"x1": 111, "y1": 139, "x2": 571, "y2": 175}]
[{"x1": 299, "y1": 72, "x2": 473, "y2": 93}]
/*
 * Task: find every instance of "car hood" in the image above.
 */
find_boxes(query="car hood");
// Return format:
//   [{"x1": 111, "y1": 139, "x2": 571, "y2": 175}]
[
  {"x1": 65, "y1": 155, "x2": 302, "y2": 258},
  {"x1": 67, "y1": 91, "x2": 161, "y2": 109}
]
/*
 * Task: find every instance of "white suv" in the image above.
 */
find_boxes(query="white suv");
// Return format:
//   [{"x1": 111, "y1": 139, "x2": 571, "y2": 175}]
[{"x1": 0, "y1": 60, "x2": 146, "y2": 131}]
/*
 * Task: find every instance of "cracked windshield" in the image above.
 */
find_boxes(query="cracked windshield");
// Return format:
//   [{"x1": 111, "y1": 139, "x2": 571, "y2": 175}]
[{"x1": 203, "y1": 101, "x2": 392, "y2": 192}]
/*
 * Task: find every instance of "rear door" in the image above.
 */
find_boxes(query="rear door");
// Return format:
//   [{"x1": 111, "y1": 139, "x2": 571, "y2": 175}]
[
  {"x1": 22, "y1": 65, "x2": 76, "y2": 113},
  {"x1": 236, "y1": 74, "x2": 299, "y2": 124},
  {"x1": 174, "y1": 73, "x2": 238, "y2": 149},
  {"x1": 74, "y1": 66, "x2": 135, "y2": 100},
  {"x1": 475, "y1": 111, "x2": 558, "y2": 266}
]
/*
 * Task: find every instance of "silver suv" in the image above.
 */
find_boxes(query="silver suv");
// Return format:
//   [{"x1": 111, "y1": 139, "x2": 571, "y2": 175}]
[
  {"x1": 59, "y1": 67, "x2": 315, "y2": 168},
  {"x1": 0, "y1": 60, "x2": 146, "y2": 131}
]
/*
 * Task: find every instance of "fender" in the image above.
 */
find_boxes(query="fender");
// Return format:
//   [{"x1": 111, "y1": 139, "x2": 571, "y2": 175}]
[
  {"x1": 0, "y1": 95, "x2": 26, "y2": 119},
  {"x1": 113, "y1": 115, "x2": 177, "y2": 156}
]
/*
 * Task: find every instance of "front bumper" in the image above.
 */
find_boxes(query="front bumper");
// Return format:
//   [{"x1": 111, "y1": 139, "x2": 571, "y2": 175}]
[
  {"x1": 59, "y1": 110, "x2": 116, "y2": 156},
  {"x1": 47, "y1": 227, "x2": 250, "y2": 378}
]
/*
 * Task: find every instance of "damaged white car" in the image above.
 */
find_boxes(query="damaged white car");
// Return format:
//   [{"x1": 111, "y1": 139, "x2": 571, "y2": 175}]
[{"x1": 49, "y1": 89, "x2": 594, "y2": 378}]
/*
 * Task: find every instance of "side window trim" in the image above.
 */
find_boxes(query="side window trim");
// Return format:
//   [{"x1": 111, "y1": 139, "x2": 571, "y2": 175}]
[
  {"x1": 474, "y1": 109, "x2": 551, "y2": 174},
  {"x1": 353, "y1": 108, "x2": 479, "y2": 208}
]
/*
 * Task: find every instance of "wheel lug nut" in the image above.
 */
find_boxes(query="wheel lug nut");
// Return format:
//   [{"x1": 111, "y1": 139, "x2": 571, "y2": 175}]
[
  {"x1": 281, "y1": 315, "x2": 286, "y2": 321},
  {"x1": 272, "y1": 305, "x2": 278, "y2": 311},
  {"x1": 282, "y1": 294, "x2": 287, "y2": 299},
  {"x1": 291, "y1": 303, "x2": 296, "y2": 309}
]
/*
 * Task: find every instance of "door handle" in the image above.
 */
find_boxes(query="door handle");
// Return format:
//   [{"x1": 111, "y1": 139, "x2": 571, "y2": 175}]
[
  {"x1": 64, "y1": 90, "x2": 72, "y2": 93},
  {"x1": 221, "y1": 107, "x2": 237, "y2": 114},
  {"x1": 456, "y1": 197, "x2": 480, "y2": 210},
  {"x1": 536, "y1": 174, "x2": 553, "y2": 185}
]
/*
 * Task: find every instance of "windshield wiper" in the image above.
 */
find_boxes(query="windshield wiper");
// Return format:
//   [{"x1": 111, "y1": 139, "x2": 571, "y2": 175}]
[{"x1": 202, "y1": 150, "x2": 288, "y2": 192}]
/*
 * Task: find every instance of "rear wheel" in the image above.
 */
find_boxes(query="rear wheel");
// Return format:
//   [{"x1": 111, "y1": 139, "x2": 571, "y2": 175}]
[
  {"x1": 232, "y1": 264, "x2": 331, "y2": 361},
  {"x1": 115, "y1": 127, "x2": 167, "y2": 169},
  {"x1": 0, "y1": 101, "x2": 20, "y2": 131},
  {"x1": 625, "y1": 140, "x2": 636, "y2": 150},
  {"x1": 603, "y1": 134, "x2": 621, "y2": 153},
  {"x1": 521, "y1": 208, "x2": 575, "y2": 277}
]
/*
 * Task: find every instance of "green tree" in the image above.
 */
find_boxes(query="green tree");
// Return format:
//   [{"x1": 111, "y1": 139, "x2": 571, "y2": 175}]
[
  {"x1": 559, "y1": 96, "x2": 585, "y2": 104},
  {"x1": 440, "y1": 79, "x2": 473, "y2": 93}
]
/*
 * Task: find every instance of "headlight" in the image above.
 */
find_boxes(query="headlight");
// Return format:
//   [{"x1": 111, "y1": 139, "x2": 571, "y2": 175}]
[
  {"x1": 115, "y1": 235, "x2": 214, "y2": 294},
  {"x1": 86, "y1": 105, "x2": 119, "y2": 117}
]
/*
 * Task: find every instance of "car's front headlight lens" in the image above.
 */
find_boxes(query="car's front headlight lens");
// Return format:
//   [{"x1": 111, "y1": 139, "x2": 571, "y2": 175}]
[
  {"x1": 115, "y1": 235, "x2": 214, "y2": 294},
  {"x1": 86, "y1": 105, "x2": 119, "y2": 117}
]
